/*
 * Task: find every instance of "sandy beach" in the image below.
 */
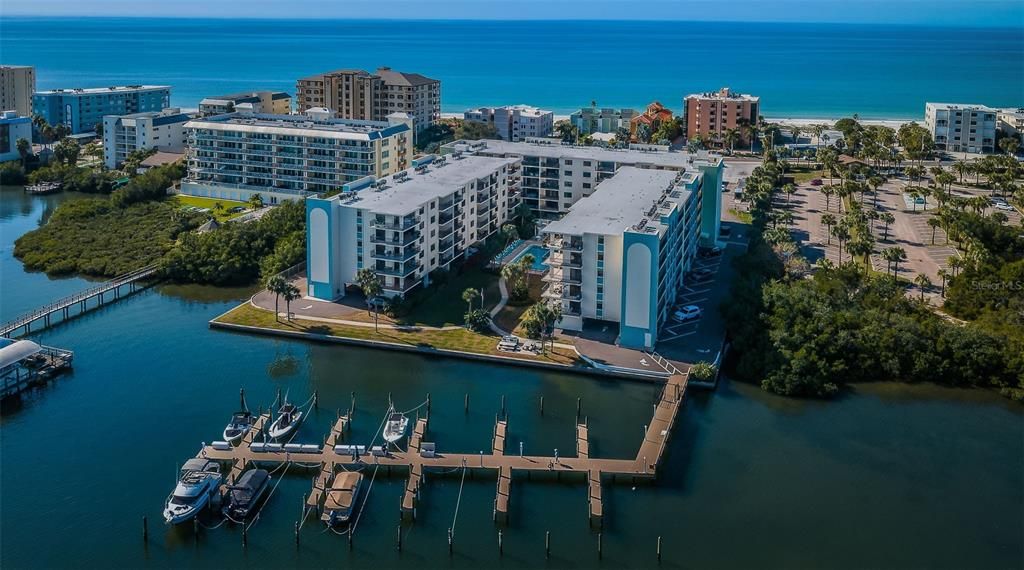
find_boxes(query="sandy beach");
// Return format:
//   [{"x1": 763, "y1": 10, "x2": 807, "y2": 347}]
[{"x1": 443, "y1": 111, "x2": 919, "y2": 129}]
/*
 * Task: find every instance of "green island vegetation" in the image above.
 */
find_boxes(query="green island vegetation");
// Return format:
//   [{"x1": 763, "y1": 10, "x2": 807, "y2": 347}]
[{"x1": 724, "y1": 118, "x2": 1024, "y2": 401}]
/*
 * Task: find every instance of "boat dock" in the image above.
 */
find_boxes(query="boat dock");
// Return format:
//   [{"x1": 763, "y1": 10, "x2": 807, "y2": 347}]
[
  {"x1": 0, "y1": 340, "x2": 74, "y2": 400},
  {"x1": 0, "y1": 263, "x2": 160, "y2": 338},
  {"x1": 190, "y1": 372, "x2": 687, "y2": 532}
]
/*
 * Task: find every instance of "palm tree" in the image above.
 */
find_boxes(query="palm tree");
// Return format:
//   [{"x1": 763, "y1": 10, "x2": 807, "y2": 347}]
[
  {"x1": 15, "y1": 137, "x2": 31, "y2": 166},
  {"x1": 821, "y1": 185, "x2": 835, "y2": 211},
  {"x1": 927, "y1": 217, "x2": 942, "y2": 244},
  {"x1": 832, "y1": 225, "x2": 851, "y2": 263},
  {"x1": 936, "y1": 268, "x2": 950, "y2": 297},
  {"x1": 462, "y1": 287, "x2": 479, "y2": 314},
  {"x1": 783, "y1": 183, "x2": 796, "y2": 203},
  {"x1": 883, "y1": 246, "x2": 907, "y2": 279},
  {"x1": 848, "y1": 238, "x2": 874, "y2": 273},
  {"x1": 952, "y1": 160, "x2": 969, "y2": 184},
  {"x1": 914, "y1": 274, "x2": 932, "y2": 302},
  {"x1": 947, "y1": 256, "x2": 962, "y2": 277},
  {"x1": 723, "y1": 128, "x2": 740, "y2": 154},
  {"x1": 356, "y1": 268, "x2": 383, "y2": 331},
  {"x1": 821, "y1": 213, "x2": 837, "y2": 244},
  {"x1": 248, "y1": 193, "x2": 264, "y2": 210},
  {"x1": 266, "y1": 274, "x2": 288, "y2": 321},
  {"x1": 282, "y1": 283, "x2": 301, "y2": 322}
]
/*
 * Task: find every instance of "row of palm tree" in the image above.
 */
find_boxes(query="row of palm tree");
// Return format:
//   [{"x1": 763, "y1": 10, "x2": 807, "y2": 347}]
[{"x1": 266, "y1": 274, "x2": 301, "y2": 322}]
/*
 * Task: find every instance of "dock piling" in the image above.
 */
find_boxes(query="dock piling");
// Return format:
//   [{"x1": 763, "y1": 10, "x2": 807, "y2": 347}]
[
  {"x1": 142, "y1": 516, "x2": 148, "y2": 542},
  {"x1": 464, "y1": 393, "x2": 469, "y2": 414},
  {"x1": 193, "y1": 518, "x2": 199, "y2": 541},
  {"x1": 448, "y1": 527, "x2": 453, "y2": 554},
  {"x1": 657, "y1": 535, "x2": 662, "y2": 562},
  {"x1": 597, "y1": 532, "x2": 603, "y2": 559},
  {"x1": 313, "y1": 390, "x2": 318, "y2": 409},
  {"x1": 397, "y1": 525, "x2": 402, "y2": 551},
  {"x1": 540, "y1": 395, "x2": 544, "y2": 416},
  {"x1": 576, "y1": 397, "x2": 582, "y2": 422},
  {"x1": 426, "y1": 392, "x2": 431, "y2": 415},
  {"x1": 545, "y1": 530, "x2": 550, "y2": 558},
  {"x1": 498, "y1": 530, "x2": 503, "y2": 556},
  {"x1": 500, "y1": 394, "x2": 505, "y2": 417},
  {"x1": 294, "y1": 521, "x2": 299, "y2": 546}
]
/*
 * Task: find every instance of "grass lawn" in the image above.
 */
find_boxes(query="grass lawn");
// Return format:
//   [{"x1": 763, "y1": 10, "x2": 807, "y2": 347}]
[
  {"x1": 217, "y1": 303, "x2": 582, "y2": 366},
  {"x1": 172, "y1": 195, "x2": 249, "y2": 222},
  {"x1": 400, "y1": 265, "x2": 503, "y2": 327},
  {"x1": 788, "y1": 167, "x2": 822, "y2": 185},
  {"x1": 728, "y1": 208, "x2": 753, "y2": 224},
  {"x1": 493, "y1": 274, "x2": 543, "y2": 335}
]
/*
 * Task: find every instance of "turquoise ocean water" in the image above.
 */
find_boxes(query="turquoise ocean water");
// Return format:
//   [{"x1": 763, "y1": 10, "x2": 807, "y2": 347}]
[{"x1": 1, "y1": 18, "x2": 1022, "y2": 118}]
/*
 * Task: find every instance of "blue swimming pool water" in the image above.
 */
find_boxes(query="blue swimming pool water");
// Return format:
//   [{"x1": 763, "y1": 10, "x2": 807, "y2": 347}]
[{"x1": 512, "y1": 245, "x2": 550, "y2": 271}]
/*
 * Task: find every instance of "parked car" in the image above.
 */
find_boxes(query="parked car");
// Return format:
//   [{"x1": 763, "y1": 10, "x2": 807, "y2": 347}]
[
  {"x1": 672, "y1": 305, "x2": 702, "y2": 322},
  {"x1": 810, "y1": 178, "x2": 823, "y2": 186},
  {"x1": 228, "y1": 206, "x2": 246, "y2": 213},
  {"x1": 995, "y1": 203, "x2": 1016, "y2": 212}
]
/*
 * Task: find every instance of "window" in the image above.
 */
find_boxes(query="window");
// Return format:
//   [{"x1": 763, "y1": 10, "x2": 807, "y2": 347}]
[
  {"x1": 563, "y1": 192, "x2": 572, "y2": 198},
  {"x1": 563, "y1": 181, "x2": 572, "y2": 187}
]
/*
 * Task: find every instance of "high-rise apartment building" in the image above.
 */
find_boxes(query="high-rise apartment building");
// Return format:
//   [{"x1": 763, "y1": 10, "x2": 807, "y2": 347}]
[
  {"x1": 296, "y1": 67, "x2": 440, "y2": 137},
  {"x1": 32, "y1": 85, "x2": 171, "y2": 134},
  {"x1": 0, "y1": 65, "x2": 36, "y2": 116},
  {"x1": 181, "y1": 108, "x2": 414, "y2": 204},
  {"x1": 306, "y1": 154, "x2": 520, "y2": 299},
  {"x1": 683, "y1": 87, "x2": 759, "y2": 144}
]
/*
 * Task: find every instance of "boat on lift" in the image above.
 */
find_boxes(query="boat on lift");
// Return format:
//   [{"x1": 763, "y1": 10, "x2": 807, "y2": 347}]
[
  {"x1": 163, "y1": 458, "x2": 222, "y2": 524},
  {"x1": 268, "y1": 398, "x2": 303, "y2": 441},
  {"x1": 382, "y1": 412, "x2": 409, "y2": 443},
  {"x1": 222, "y1": 469, "x2": 271, "y2": 520},
  {"x1": 321, "y1": 471, "x2": 363, "y2": 526},
  {"x1": 223, "y1": 410, "x2": 254, "y2": 444}
]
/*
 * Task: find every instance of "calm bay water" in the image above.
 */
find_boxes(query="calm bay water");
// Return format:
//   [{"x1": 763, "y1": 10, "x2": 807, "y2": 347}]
[
  {"x1": 1, "y1": 18, "x2": 1022, "y2": 118},
  {"x1": 1, "y1": 187, "x2": 1022, "y2": 568}
]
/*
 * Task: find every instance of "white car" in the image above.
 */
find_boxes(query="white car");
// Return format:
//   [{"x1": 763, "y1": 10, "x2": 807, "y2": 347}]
[
  {"x1": 672, "y1": 305, "x2": 702, "y2": 322},
  {"x1": 995, "y1": 203, "x2": 1016, "y2": 212}
]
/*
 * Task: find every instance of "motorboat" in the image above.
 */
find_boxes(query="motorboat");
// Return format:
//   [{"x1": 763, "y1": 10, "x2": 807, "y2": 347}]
[
  {"x1": 163, "y1": 458, "x2": 222, "y2": 524},
  {"x1": 223, "y1": 411, "x2": 254, "y2": 444},
  {"x1": 222, "y1": 469, "x2": 271, "y2": 520},
  {"x1": 382, "y1": 413, "x2": 409, "y2": 443},
  {"x1": 321, "y1": 471, "x2": 363, "y2": 526},
  {"x1": 268, "y1": 402, "x2": 303, "y2": 440}
]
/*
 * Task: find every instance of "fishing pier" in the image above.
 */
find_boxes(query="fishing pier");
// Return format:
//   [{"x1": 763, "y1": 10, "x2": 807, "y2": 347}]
[{"x1": 186, "y1": 372, "x2": 688, "y2": 545}]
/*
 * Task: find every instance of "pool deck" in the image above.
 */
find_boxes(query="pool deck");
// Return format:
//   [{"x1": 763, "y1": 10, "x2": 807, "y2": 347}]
[{"x1": 504, "y1": 240, "x2": 550, "y2": 272}]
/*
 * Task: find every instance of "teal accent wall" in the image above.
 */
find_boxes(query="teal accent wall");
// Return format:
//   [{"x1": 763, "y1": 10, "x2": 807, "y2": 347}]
[
  {"x1": 619, "y1": 230, "x2": 660, "y2": 349},
  {"x1": 698, "y1": 161, "x2": 723, "y2": 244},
  {"x1": 306, "y1": 197, "x2": 335, "y2": 299}
]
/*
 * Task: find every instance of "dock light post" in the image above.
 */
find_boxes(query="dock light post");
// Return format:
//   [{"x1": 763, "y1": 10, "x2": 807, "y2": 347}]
[
  {"x1": 519, "y1": 441, "x2": 524, "y2": 457},
  {"x1": 480, "y1": 450, "x2": 484, "y2": 467},
  {"x1": 554, "y1": 449, "x2": 558, "y2": 464}
]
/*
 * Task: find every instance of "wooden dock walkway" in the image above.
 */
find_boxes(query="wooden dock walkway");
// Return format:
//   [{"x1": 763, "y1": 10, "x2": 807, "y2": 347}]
[
  {"x1": 495, "y1": 465, "x2": 511, "y2": 522},
  {"x1": 0, "y1": 263, "x2": 159, "y2": 338},
  {"x1": 194, "y1": 373, "x2": 689, "y2": 527},
  {"x1": 576, "y1": 422, "x2": 589, "y2": 459},
  {"x1": 306, "y1": 414, "x2": 350, "y2": 511}
]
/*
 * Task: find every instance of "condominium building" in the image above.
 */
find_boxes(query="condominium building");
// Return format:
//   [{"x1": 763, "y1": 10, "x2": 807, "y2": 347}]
[
  {"x1": 541, "y1": 159, "x2": 723, "y2": 349},
  {"x1": 997, "y1": 108, "x2": 1024, "y2": 139},
  {"x1": 102, "y1": 108, "x2": 193, "y2": 169},
  {"x1": 0, "y1": 111, "x2": 33, "y2": 162},
  {"x1": 439, "y1": 139, "x2": 717, "y2": 232},
  {"x1": 306, "y1": 154, "x2": 521, "y2": 299},
  {"x1": 463, "y1": 105, "x2": 554, "y2": 142},
  {"x1": 198, "y1": 91, "x2": 291, "y2": 116},
  {"x1": 569, "y1": 107, "x2": 638, "y2": 135},
  {"x1": 32, "y1": 85, "x2": 171, "y2": 135},
  {"x1": 684, "y1": 87, "x2": 760, "y2": 144},
  {"x1": 925, "y1": 103, "x2": 998, "y2": 154},
  {"x1": 180, "y1": 108, "x2": 414, "y2": 204},
  {"x1": 0, "y1": 65, "x2": 35, "y2": 116},
  {"x1": 296, "y1": 67, "x2": 441, "y2": 136}
]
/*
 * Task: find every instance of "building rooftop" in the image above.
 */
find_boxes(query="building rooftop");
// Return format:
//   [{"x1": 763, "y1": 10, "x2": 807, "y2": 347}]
[
  {"x1": 34, "y1": 85, "x2": 170, "y2": 96},
  {"x1": 543, "y1": 167, "x2": 682, "y2": 236},
  {"x1": 442, "y1": 138, "x2": 716, "y2": 170},
  {"x1": 926, "y1": 102, "x2": 998, "y2": 112},
  {"x1": 374, "y1": 66, "x2": 438, "y2": 87},
  {"x1": 337, "y1": 155, "x2": 517, "y2": 215},
  {"x1": 685, "y1": 87, "x2": 759, "y2": 102},
  {"x1": 184, "y1": 111, "x2": 409, "y2": 141}
]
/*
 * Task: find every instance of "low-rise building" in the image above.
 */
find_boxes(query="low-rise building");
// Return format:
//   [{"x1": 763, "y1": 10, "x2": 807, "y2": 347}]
[
  {"x1": 198, "y1": 91, "x2": 291, "y2": 116},
  {"x1": 102, "y1": 108, "x2": 193, "y2": 169},
  {"x1": 630, "y1": 101, "x2": 674, "y2": 142},
  {"x1": 440, "y1": 140, "x2": 716, "y2": 233},
  {"x1": 541, "y1": 159, "x2": 722, "y2": 349},
  {"x1": 569, "y1": 107, "x2": 637, "y2": 135},
  {"x1": 683, "y1": 87, "x2": 760, "y2": 145},
  {"x1": 463, "y1": 105, "x2": 554, "y2": 142},
  {"x1": 925, "y1": 102, "x2": 998, "y2": 154},
  {"x1": 181, "y1": 108, "x2": 414, "y2": 204},
  {"x1": 0, "y1": 111, "x2": 33, "y2": 162},
  {"x1": 997, "y1": 108, "x2": 1024, "y2": 139},
  {"x1": 32, "y1": 85, "x2": 171, "y2": 135},
  {"x1": 0, "y1": 65, "x2": 36, "y2": 117},
  {"x1": 305, "y1": 154, "x2": 521, "y2": 299}
]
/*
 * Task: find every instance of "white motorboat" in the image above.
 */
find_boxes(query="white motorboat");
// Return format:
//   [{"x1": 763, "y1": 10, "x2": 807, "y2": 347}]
[
  {"x1": 268, "y1": 402, "x2": 303, "y2": 441},
  {"x1": 382, "y1": 413, "x2": 409, "y2": 443},
  {"x1": 163, "y1": 458, "x2": 222, "y2": 524},
  {"x1": 222, "y1": 469, "x2": 271, "y2": 520},
  {"x1": 321, "y1": 471, "x2": 363, "y2": 526},
  {"x1": 222, "y1": 411, "x2": 254, "y2": 444}
]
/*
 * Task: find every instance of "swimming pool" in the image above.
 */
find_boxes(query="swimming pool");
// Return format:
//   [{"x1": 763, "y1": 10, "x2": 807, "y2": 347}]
[{"x1": 510, "y1": 244, "x2": 550, "y2": 271}]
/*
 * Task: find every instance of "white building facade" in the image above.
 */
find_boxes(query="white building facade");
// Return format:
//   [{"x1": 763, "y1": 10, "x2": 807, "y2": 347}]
[
  {"x1": 925, "y1": 103, "x2": 998, "y2": 154},
  {"x1": 0, "y1": 111, "x2": 32, "y2": 162},
  {"x1": 306, "y1": 154, "x2": 521, "y2": 299},
  {"x1": 464, "y1": 105, "x2": 554, "y2": 142},
  {"x1": 102, "y1": 108, "x2": 193, "y2": 169},
  {"x1": 181, "y1": 109, "x2": 414, "y2": 204}
]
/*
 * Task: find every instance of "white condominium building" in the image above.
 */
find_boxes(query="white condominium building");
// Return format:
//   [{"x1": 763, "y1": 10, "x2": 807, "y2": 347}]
[
  {"x1": 925, "y1": 102, "x2": 998, "y2": 154},
  {"x1": 0, "y1": 65, "x2": 35, "y2": 117},
  {"x1": 542, "y1": 159, "x2": 722, "y2": 349},
  {"x1": 440, "y1": 139, "x2": 710, "y2": 226},
  {"x1": 181, "y1": 108, "x2": 414, "y2": 204},
  {"x1": 102, "y1": 108, "x2": 193, "y2": 169},
  {"x1": 569, "y1": 107, "x2": 638, "y2": 135},
  {"x1": 997, "y1": 108, "x2": 1024, "y2": 138},
  {"x1": 463, "y1": 105, "x2": 554, "y2": 142},
  {"x1": 306, "y1": 154, "x2": 521, "y2": 299}
]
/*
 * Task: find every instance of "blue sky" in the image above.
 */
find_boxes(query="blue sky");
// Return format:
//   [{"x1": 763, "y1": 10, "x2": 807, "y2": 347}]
[{"x1": 4, "y1": 0, "x2": 1023, "y2": 26}]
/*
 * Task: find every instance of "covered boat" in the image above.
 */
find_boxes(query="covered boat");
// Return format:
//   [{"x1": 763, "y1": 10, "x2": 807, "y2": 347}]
[
  {"x1": 222, "y1": 469, "x2": 271, "y2": 520},
  {"x1": 321, "y1": 471, "x2": 363, "y2": 526},
  {"x1": 163, "y1": 458, "x2": 222, "y2": 524},
  {"x1": 382, "y1": 413, "x2": 409, "y2": 443}
]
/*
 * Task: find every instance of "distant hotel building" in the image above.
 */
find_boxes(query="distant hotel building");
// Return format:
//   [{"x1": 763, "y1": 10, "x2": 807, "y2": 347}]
[
  {"x1": 541, "y1": 160, "x2": 722, "y2": 348},
  {"x1": 306, "y1": 154, "x2": 520, "y2": 299},
  {"x1": 102, "y1": 108, "x2": 193, "y2": 169},
  {"x1": 296, "y1": 67, "x2": 440, "y2": 137},
  {"x1": 997, "y1": 108, "x2": 1024, "y2": 139},
  {"x1": 683, "y1": 87, "x2": 759, "y2": 145},
  {"x1": 32, "y1": 85, "x2": 171, "y2": 135},
  {"x1": 0, "y1": 65, "x2": 35, "y2": 116},
  {"x1": 440, "y1": 139, "x2": 715, "y2": 224},
  {"x1": 0, "y1": 111, "x2": 33, "y2": 162},
  {"x1": 570, "y1": 107, "x2": 637, "y2": 135},
  {"x1": 463, "y1": 105, "x2": 554, "y2": 141},
  {"x1": 181, "y1": 108, "x2": 414, "y2": 204},
  {"x1": 925, "y1": 103, "x2": 997, "y2": 154},
  {"x1": 198, "y1": 91, "x2": 291, "y2": 116}
]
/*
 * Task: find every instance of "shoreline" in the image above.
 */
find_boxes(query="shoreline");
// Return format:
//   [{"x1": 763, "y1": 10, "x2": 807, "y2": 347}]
[{"x1": 441, "y1": 111, "x2": 918, "y2": 129}]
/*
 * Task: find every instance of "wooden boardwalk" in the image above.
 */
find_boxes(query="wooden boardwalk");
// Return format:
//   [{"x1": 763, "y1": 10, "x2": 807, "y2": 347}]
[
  {"x1": 194, "y1": 373, "x2": 689, "y2": 527},
  {"x1": 306, "y1": 414, "x2": 350, "y2": 511}
]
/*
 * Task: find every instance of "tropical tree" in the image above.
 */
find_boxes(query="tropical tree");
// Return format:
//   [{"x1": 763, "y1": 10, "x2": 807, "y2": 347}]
[
  {"x1": 782, "y1": 183, "x2": 796, "y2": 203},
  {"x1": 462, "y1": 287, "x2": 480, "y2": 314},
  {"x1": 356, "y1": 268, "x2": 384, "y2": 330},
  {"x1": 53, "y1": 137, "x2": 81, "y2": 166},
  {"x1": 914, "y1": 273, "x2": 932, "y2": 302},
  {"x1": 882, "y1": 246, "x2": 907, "y2": 279},
  {"x1": 831, "y1": 224, "x2": 851, "y2": 263},
  {"x1": 501, "y1": 254, "x2": 534, "y2": 302},
  {"x1": 936, "y1": 268, "x2": 950, "y2": 297},
  {"x1": 723, "y1": 128, "x2": 740, "y2": 154},
  {"x1": 248, "y1": 193, "x2": 264, "y2": 210},
  {"x1": 266, "y1": 274, "x2": 287, "y2": 321},
  {"x1": 689, "y1": 361, "x2": 717, "y2": 383},
  {"x1": 821, "y1": 213, "x2": 837, "y2": 244},
  {"x1": 500, "y1": 223, "x2": 519, "y2": 248},
  {"x1": 927, "y1": 216, "x2": 942, "y2": 244},
  {"x1": 999, "y1": 136, "x2": 1020, "y2": 156},
  {"x1": 282, "y1": 283, "x2": 301, "y2": 321},
  {"x1": 15, "y1": 137, "x2": 31, "y2": 166}
]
